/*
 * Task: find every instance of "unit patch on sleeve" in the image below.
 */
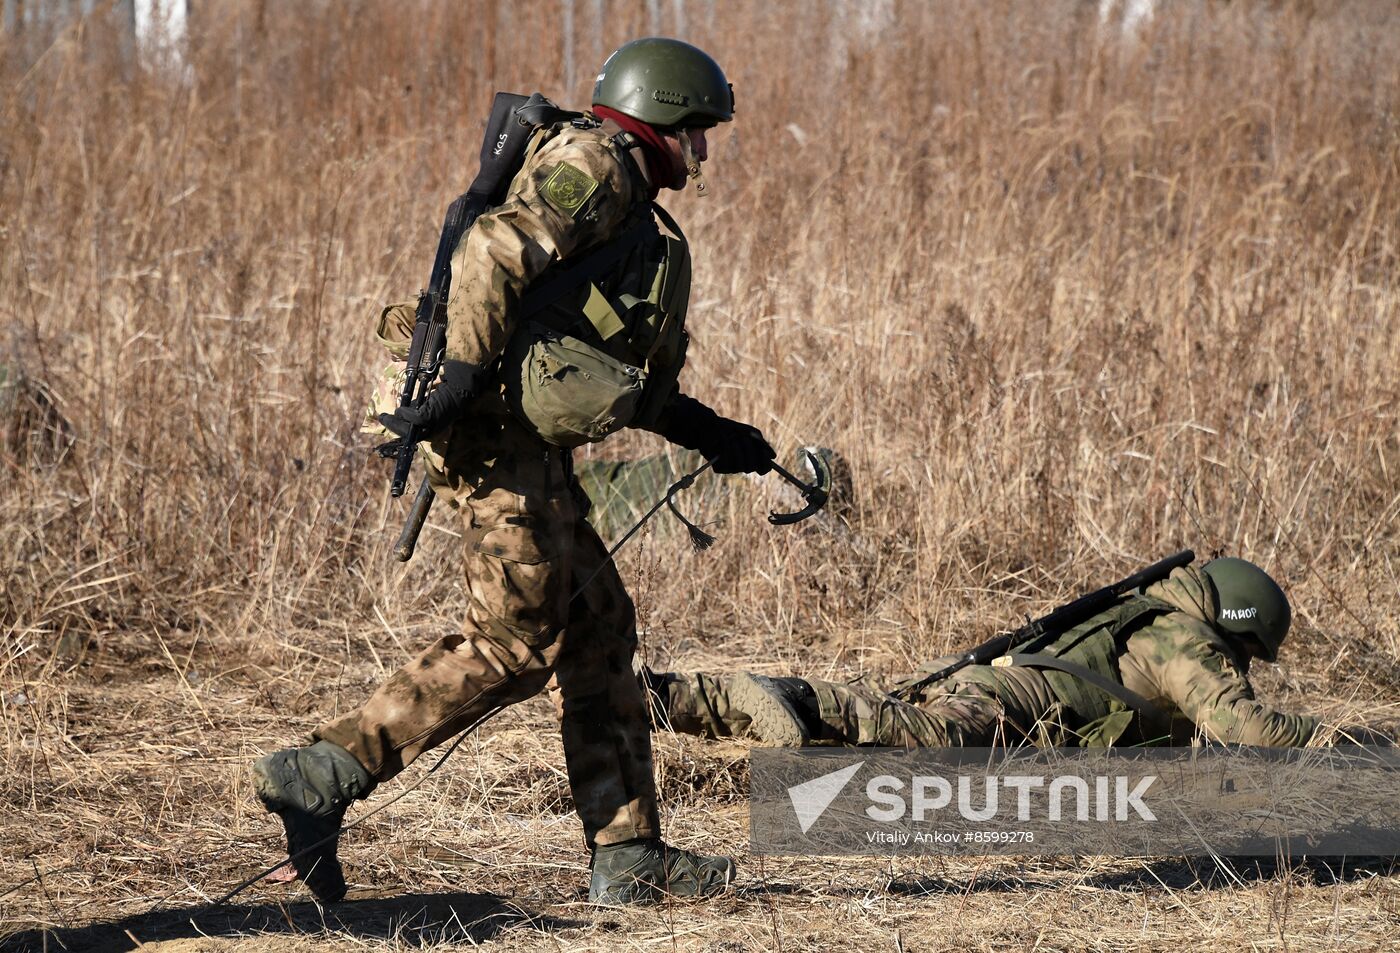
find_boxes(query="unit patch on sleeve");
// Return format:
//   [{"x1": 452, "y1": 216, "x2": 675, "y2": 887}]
[{"x1": 542, "y1": 161, "x2": 600, "y2": 217}]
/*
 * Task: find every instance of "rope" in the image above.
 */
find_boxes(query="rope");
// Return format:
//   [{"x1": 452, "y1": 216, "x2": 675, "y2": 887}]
[
  {"x1": 11, "y1": 461, "x2": 717, "y2": 918},
  {"x1": 215, "y1": 461, "x2": 714, "y2": 907}
]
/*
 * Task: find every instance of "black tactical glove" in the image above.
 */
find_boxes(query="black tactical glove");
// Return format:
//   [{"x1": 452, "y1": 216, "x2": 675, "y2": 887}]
[
  {"x1": 657, "y1": 395, "x2": 775, "y2": 475},
  {"x1": 379, "y1": 359, "x2": 481, "y2": 439}
]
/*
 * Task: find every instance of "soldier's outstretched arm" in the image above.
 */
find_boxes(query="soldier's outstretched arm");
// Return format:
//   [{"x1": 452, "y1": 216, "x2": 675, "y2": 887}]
[
  {"x1": 642, "y1": 392, "x2": 776, "y2": 475},
  {"x1": 1153, "y1": 627, "x2": 1320, "y2": 746}
]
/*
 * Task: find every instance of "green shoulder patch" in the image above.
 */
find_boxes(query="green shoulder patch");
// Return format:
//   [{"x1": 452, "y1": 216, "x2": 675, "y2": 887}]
[{"x1": 542, "y1": 161, "x2": 600, "y2": 217}]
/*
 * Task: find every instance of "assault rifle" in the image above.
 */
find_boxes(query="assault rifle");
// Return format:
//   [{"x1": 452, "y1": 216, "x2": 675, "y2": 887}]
[
  {"x1": 382, "y1": 92, "x2": 579, "y2": 560},
  {"x1": 893, "y1": 550, "x2": 1195, "y2": 700}
]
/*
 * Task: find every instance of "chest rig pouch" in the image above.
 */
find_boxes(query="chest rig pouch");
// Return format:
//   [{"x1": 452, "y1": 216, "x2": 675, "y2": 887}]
[{"x1": 502, "y1": 203, "x2": 691, "y2": 447}]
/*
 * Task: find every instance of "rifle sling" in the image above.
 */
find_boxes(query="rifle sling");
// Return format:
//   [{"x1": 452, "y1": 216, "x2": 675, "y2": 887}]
[{"x1": 1004, "y1": 652, "x2": 1167, "y2": 724}]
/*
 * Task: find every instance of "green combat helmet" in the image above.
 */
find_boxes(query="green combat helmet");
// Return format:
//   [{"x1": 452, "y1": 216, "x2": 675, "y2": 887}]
[
  {"x1": 1201, "y1": 557, "x2": 1291, "y2": 662},
  {"x1": 592, "y1": 37, "x2": 734, "y2": 128}
]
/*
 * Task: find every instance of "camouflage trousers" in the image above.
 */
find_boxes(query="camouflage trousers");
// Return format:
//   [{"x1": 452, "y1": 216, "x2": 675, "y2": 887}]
[
  {"x1": 317, "y1": 414, "x2": 658, "y2": 846},
  {"x1": 656, "y1": 672, "x2": 1018, "y2": 747}
]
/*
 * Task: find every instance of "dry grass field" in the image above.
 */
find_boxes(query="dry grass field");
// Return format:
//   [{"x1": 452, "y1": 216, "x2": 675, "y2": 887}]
[{"x1": 3, "y1": 1, "x2": 1400, "y2": 949}]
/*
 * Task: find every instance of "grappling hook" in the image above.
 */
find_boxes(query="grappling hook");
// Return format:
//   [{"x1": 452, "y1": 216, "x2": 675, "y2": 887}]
[{"x1": 767, "y1": 448, "x2": 832, "y2": 525}]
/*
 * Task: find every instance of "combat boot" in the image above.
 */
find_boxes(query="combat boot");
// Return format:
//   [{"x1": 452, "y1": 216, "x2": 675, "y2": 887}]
[
  {"x1": 634, "y1": 662, "x2": 674, "y2": 728},
  {"x1": 251, "y1": 740, "x2": 374, "y2": 903},
  {"x1": 589, "y1": 838, "x2": 736, "y2": 905},
  {"x1": 728, "y1": 673, "x2": 817, "y2": 747}
]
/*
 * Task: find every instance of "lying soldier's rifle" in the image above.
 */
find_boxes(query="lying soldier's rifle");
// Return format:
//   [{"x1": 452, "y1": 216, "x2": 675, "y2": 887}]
[
  {"x1": 381, "y1": 92, "x2": 579, "y2": 561},
  {"x1": 894, "y1": 550, "x2": 1195, "y2": 700}
]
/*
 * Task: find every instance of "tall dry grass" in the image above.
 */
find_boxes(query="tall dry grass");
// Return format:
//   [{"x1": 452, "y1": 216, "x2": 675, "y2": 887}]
[
  {"x1": 2, "y1": 1, "x2": 1400, "y2": 946},
  {"x1": 4, "y1": 0, "x2": 1397, "y2": 673}
]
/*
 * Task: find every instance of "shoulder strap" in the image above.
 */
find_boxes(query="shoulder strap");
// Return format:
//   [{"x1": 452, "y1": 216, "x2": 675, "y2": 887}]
[
  {"x1": 517, "y1": 216, "x2": 659, "y2": 320},
  {"x1": 1116, "y1": 594, "x2": 1175, "y2": 625},
  {"x1": 514, "y1": 92, "x2": 583, "y2": 130},
  {"x1": 650, "y1": 202, "x2": 685, "y2": 241},
  {"x1": 1003, "y1": 593, "x2": 1174, "y2": 726}
]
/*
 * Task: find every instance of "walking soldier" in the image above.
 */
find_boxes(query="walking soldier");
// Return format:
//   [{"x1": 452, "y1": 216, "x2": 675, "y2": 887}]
[{"x1": 253, "y1": 37, "x2": 774, "y2": 906}]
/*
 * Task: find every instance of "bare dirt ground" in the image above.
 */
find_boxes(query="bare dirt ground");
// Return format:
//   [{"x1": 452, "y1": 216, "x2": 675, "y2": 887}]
[{"x1": 3, "y1": 623, "x2": 1399, "y2": 952}]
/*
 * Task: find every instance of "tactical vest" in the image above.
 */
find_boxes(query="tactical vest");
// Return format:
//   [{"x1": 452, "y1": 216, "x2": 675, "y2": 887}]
[
  {"x1": 1024, "y1": 594, "x2": 1173, "y2": 745},
  {"x1": 499, "y1": 126, "x2": 691, "y2": 448}
]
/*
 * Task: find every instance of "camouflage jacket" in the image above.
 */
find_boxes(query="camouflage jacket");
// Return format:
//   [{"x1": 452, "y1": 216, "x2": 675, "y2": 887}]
[
  {"x1": 907, "y1": 567, "x2": 1319, "y2": 747},
  {"x1": 442, "y1": 120, "x2": 689, "y2": 434},
  {"x1": 1117, "y1": 566, "x2": 1319, "y2": 746}
]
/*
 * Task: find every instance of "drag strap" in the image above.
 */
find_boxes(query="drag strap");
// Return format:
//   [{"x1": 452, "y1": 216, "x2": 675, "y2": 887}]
[{"x1": 1005, "y1": 652, "x2": 1167, "y2": 723}]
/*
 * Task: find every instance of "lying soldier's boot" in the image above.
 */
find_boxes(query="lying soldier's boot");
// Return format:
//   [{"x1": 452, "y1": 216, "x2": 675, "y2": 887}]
[
  {"x1": 589, "y1": 837, "x2": 736, "y2": 905},
  {"x1": 634, "y1": 661, "x2": 674, "y2": 729},
  {"x1": 252, "y1": 740, "x2": 375, "y2": 903},
  {"x1": 728, "y1": 673, "x2": 815, "y2": 747}
]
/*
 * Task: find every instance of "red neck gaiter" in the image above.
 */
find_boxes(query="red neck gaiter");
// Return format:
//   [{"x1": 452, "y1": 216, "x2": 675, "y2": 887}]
[{"x1": 591, "y1": 105, "x2": 685, "y2": 197}]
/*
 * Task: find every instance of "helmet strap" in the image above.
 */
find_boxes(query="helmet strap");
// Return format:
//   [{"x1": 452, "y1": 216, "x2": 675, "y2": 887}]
[{"x1": 677, "y1": 131, "x2": 709, "y2": 197}]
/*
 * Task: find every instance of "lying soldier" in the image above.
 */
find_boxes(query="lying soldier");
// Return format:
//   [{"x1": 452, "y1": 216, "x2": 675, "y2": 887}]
[{"x1": 639, "y1": 558, "x2": 1387, "y2": 748}]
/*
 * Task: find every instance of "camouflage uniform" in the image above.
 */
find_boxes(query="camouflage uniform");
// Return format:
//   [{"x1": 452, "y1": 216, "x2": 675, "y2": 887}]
[
  {"x1": 319, "y1": 122, "x2": 699, "y2": 847},
  {"x1": 574, "y1": 449, "x2": 711, "y2": 539},
  {"x1": 573, "y1": 446, "x2": 851, "y2": 539},
  {"x1": 655, "y1": 567, "x2": 1321, "y2": 749}
]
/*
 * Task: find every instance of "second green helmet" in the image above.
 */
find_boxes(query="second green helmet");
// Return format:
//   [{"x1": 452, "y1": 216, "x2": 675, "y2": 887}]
[
  {"x1": 1201, "y1": 557, "x2": 1291, "y2": 662},
  {"x1": 592, "y1": 37, "x2": 734, "y2": 128}
]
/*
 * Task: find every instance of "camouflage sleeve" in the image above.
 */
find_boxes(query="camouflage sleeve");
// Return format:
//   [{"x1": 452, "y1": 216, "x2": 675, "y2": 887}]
[
  {"x1": 1148, "y1": 619, "x2": 1319, "y2": 746},
  {"x1": 443, "y1": 131, "x2": 637, "y2": 366}
]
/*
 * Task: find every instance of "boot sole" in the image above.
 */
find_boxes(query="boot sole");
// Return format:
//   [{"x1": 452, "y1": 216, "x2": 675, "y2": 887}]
[{"x1": 731, "y1": 674, "x2": 810, "y2": 747}]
